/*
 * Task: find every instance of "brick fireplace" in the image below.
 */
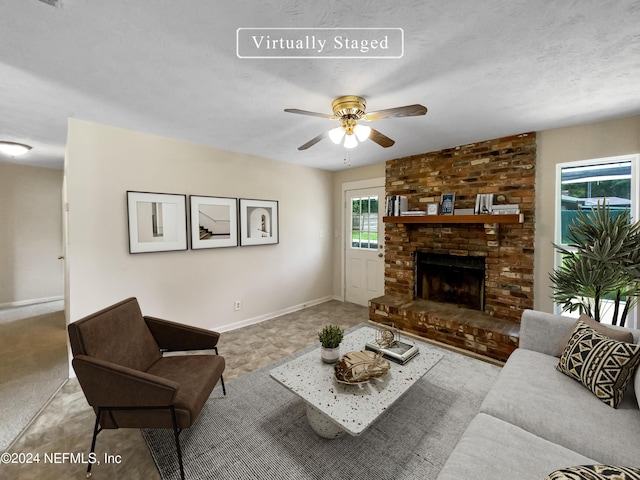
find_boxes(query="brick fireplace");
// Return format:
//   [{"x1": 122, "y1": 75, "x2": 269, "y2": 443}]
[
  {"x1": 416, "y1": 252, "x2": 485, "y2": 311},
  {"x1": 369, "y1": 133, "x2": 536, "y2": 361}
]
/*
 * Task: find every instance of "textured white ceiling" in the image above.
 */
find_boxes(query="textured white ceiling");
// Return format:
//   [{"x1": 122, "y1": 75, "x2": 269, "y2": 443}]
[{"x1": 0, "y1": 0, "x2": 639, "y2": 171}]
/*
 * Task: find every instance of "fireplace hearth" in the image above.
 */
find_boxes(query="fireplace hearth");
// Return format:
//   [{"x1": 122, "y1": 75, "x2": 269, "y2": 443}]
[{"x1": 416, "y1": 252, "x2": 485, "y2": 311}]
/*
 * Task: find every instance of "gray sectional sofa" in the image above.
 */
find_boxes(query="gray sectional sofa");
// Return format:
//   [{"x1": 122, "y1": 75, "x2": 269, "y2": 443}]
[{"x1": 437, "y1": 309, "x2": 640, "y2": 480}]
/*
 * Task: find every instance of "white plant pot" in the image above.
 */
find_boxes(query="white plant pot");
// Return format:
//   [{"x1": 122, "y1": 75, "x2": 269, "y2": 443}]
[{"x1": 320, "y1": 346, "x2": 341, "y2": 364}]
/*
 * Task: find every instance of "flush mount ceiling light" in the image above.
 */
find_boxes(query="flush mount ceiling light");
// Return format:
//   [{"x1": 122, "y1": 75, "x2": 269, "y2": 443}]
[
  {"x1": 285, "y1": 95, "x2": 427, "y2": 150},
  {"x1": 0, "y1": 141, "x2": 32, "y2": 157}
]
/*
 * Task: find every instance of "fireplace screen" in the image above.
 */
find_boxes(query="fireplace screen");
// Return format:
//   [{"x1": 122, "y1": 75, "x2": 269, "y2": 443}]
[{"x1": 416, "y1": 253, "x2": 485, "y2": 311}]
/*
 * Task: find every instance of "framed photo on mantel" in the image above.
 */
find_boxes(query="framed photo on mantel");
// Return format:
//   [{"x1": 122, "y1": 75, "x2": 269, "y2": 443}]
[
  {"x1": 440, "y1": 192, "x2": 455, "y2": 215},
  {"x1": 426, "y1": 202, "x2": 440, "y2": 216}
]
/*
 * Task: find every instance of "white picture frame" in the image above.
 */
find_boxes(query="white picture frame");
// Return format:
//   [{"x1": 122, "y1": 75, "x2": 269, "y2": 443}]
[
  {"x1": 239, "y1": 198, "x2": 279, "y2": 246},
  {"x1": 190, "y1": 196, "x2": 238, "y2": 249},
  {"x1": 127, "y1": 191, "x2": 188, "y2": 253}
]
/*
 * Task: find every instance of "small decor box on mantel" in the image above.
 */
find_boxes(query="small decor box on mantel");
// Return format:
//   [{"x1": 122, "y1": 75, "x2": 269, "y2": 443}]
[{"x1": 454, "y1": 208, "x2": 475, "y2": 216}]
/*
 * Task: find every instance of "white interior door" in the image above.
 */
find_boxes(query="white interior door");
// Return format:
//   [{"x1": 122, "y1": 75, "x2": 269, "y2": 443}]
[{"x1": 345, "y1": 186, "x2": 385, "y2": 306}]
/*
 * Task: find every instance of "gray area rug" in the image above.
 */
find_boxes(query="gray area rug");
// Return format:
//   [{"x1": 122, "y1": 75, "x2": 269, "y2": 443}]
[{"x1": 142, "y1": 331, "x2": 500, "y2": 480}]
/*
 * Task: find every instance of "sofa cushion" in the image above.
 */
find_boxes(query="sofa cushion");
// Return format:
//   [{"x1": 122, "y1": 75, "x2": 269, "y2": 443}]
[
  {"x1": 98, "y1": 354, "x2": 225, "y2": 430},
  {"x1": 557, "y1": 321, "x2": 640, "y2": 408},
  {"x1": 146, "y1": 354, "x2": 225, "y2": 428},
  {"x1": 480, "y1": 348, "x2": 640, "y2": 466},
  {"x1": 554, "y1": 315, "x2": 634, "y2": 357},
  {"x1": 545, "y1": 465, "x2": 640, "y2": 480},
  {"x1": 436, "y1": 413, "x2": 598, "y2": 480}
]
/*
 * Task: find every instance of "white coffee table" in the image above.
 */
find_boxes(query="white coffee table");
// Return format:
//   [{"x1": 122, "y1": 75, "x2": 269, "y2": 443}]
[{"x1": 269, "y1": 325, "x2": 443, "y2": 439}]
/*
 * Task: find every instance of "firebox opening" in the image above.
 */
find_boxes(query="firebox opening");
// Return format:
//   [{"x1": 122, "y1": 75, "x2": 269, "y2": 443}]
[{"x1": 416, "y1": 253, "x2": 485, "y2": 311}]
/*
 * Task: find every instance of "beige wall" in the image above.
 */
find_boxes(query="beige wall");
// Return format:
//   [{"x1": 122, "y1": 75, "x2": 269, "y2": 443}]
[
  {"x1": 0, "y1": 161, "x2": 63, "y2": 306},
  {"x1": 62, "y1": 113, "x2": 640, "y2": 329},
  {"x1": 331, "y1": 163, "x2": 385, "y2": 299},
  {"x1": 535, "y1": 115, "x2": 640, "y2": 312},
  {"x1": 65, "y1": 119, "x2": 334, "y2": 330}
]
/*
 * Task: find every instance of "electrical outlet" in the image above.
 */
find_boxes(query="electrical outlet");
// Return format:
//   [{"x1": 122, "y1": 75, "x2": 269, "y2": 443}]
[{"x1": 234, "y1": 301, "x2": 241, "y2": 311}]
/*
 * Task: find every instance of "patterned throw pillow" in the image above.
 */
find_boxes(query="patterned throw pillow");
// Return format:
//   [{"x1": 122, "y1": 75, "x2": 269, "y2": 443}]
[
  {"x1": 546, "y1": 464, "x2": 640, "y2": 480},
  {"x1": 557, "y1": 321, "x2": 640, "y2": 408}
]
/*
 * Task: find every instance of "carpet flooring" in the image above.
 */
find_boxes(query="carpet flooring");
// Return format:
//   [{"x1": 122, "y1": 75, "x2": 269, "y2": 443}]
[
  {"x1": 142, "y1": 325, "x2": 500, "y2": 480},
  {"x1": 0, "y1": 301, "x2": 67, "y2": 452}
]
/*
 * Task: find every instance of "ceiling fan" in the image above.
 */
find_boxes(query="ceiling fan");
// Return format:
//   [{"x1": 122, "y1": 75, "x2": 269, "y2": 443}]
[{"x1": 284, "y1": 95, "x2": 427, "y2": 150}]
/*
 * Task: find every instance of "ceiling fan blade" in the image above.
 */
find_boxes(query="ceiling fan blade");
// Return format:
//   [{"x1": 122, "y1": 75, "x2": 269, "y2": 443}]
[
  {"x1": 364, "y1": 104, "x2": 427, "y2": 121},
  {"x1": 285, "y1": 108, "x2": 335, "y2": 119},
  {"x1": 369, "y1": 128, "x2": 395, "y2": 148},
  {"x1": 298, "y1": 132, "x2": 327, "y2": 150}
]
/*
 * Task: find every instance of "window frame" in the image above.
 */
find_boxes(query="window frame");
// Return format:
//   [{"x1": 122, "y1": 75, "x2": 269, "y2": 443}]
[
  {"x1": 554, "y1": 153, "x2": 640, "y2": 327},
  {"x1": 350, "y1": 195, "x2": 379, "y2": 250}
]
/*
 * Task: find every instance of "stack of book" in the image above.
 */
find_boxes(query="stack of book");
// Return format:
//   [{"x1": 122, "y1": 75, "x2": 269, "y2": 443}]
[
  {"x1": 400, "y1": 210, "x2": 427, "y2": 216},
  {"x1": 475, "y1": 193, "x2": 494, "y2": 214},
  {"x1": 385, "y1": 195, "x2": 408, "y2": 216},
  {"x1": 365, "y1": 337, "x2": 420, "y2": 365},
  {"x1": 492, "y1": 204, "x2": 520, "y2": 214}
]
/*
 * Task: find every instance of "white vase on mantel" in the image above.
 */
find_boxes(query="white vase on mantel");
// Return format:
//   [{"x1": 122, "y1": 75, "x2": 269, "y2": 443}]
[{"x1": 320, "y1": 346, "x2": 341, "y2": 364}]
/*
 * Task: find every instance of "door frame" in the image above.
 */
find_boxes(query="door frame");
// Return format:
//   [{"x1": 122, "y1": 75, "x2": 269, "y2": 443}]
[{"x1": 340, "y1": 177, "x2": 385, "y2": 302}]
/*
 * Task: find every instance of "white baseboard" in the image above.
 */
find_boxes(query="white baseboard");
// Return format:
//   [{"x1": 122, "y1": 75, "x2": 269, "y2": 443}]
[
  {"x1": 217, "y1": 296, "x2": 336, "y2": 333},
  {"x1": 0, "y1": 296, "x2": 64, "y2": 309}
]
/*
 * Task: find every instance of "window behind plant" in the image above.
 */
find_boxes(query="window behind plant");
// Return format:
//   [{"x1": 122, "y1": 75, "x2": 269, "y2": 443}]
[
  {"x1": 555, "y1": 154, "x2": 639, "y2": 327},
  {"x1": 559, "y1": 161, "x2": 632, "y2": 244}
]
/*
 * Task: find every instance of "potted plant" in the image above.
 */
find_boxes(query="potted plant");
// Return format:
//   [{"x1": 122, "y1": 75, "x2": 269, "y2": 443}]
[
  {"x1": 550, "y1": 200, "x2": 640, "y2": 326},
  {"x1": 317, "y1": 324, "x2": 344, "y2": 363}
]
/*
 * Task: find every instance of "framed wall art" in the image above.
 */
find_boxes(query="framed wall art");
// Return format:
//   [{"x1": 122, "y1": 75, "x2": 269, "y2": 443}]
[
  {"x1": 190, "y1": 195, "x2": 238, "y2": 249},
  {"x1": 126, "y1": 191, "x2": 188, "y2": 253},
  {"x1": 239, "y1": 198, "x2": 279, "y2": 246}
]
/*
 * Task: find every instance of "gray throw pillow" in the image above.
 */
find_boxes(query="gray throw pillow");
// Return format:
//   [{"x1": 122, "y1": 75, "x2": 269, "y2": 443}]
[{"x1": 554, "y1": 314, "x2": 634, "y2": 357}]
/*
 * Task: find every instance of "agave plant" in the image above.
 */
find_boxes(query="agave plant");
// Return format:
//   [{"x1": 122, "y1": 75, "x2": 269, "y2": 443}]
[{"x1": 550, "y1": 200, "x2": 640, "y2": 326}]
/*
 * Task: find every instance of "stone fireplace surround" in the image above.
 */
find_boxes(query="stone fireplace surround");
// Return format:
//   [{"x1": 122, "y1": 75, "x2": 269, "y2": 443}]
[{"x1": 369, "y1": 133, "x2": 536, "y2": 361}]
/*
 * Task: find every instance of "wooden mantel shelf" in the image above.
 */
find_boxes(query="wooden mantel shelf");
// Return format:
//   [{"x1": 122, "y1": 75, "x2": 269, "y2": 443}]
[{"x1": 383, "y1": 213, "x2": 524, "y2": 225}]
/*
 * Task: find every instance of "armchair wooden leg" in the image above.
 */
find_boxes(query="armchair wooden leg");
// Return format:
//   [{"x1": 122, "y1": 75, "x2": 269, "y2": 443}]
[
  {"x1": 86, "y1": 409, "x2": 103, "y2": 478},
  {"x1": 170, "y1": 406, "x2": 185, "y2": 480}
]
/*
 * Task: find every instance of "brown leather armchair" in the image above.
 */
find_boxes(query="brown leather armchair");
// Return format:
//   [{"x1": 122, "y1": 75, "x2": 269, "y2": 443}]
[{"x1": 68, "y1": 297, "x2": 226, "y2": 479}]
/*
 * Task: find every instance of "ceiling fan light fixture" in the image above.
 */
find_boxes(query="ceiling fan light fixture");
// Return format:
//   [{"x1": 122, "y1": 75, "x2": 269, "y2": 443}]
[
  {"x1": 343, "y1": 134, "x2": 358, "y2": 149},
  {"x1": 328, "y1": 127, "x2": 346, "y2": 144},
  {"x1": 0, "y1": 141, "x2": 32, "y2": 156},
  {"x1": 354, "y1": 124, "x2": 371, "y2": 142},
  {"x1": 285, "y1": 95, "x2": 426, "y2": 151}
]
